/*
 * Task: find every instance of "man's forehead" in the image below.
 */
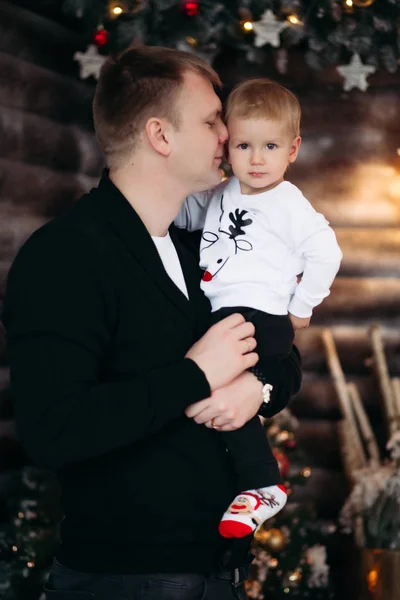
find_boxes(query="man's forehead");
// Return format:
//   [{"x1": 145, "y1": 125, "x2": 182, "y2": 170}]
[{"x1": 181, "y1": 71, "x2": 221, "y2": 108}]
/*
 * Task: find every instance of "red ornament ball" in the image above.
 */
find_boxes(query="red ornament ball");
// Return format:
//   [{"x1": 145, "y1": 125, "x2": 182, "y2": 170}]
[
  {"x1": 285, "y1": 438, "x2": 297, "y2": 450},
  {"x1": 182, "y1": 1, "x2": 199, "y2": 17},
  {"x1": 272, "y1": 449, "x2": 290, "y2": 479},
  {"x1": 93, "y1": 28, "x2": 109, "y2": 47}
]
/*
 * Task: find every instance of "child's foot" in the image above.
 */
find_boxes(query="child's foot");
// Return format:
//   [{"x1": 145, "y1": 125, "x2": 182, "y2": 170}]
[{"x1": 218, "y1": 485, "x2": 287, "y2": 538}]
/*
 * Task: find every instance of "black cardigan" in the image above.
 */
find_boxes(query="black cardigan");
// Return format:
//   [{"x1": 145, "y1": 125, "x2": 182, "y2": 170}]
[{"x1": 2, "y1": 173, "x2": 301, "y2": 574}]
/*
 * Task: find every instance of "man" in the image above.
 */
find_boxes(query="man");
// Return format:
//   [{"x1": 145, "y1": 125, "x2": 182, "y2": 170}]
[{"x1": 2, "y1": 45, "x2": 301, "y2": 600}]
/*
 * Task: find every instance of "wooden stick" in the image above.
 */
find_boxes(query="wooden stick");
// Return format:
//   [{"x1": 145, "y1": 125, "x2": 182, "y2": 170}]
[
  {"x1": 322, "y1": 328, "x2": 367, "y2": 472},
  {"x1": 368, "y1": 325, "x2": 398, "y2": 435},
  {"x1": 347, "y1": 382, "x2": 380, "y2": 467},
  {"x1": 391, "y1": 377, "x2": 400, "y2": 423},
  {"x1": 337, "y1": 420, "x2": 366, "y2": 483}
]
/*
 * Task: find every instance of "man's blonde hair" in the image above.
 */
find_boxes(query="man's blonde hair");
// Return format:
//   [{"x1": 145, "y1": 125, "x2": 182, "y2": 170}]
[
  {"x1": 225, "y1": 78, "x2": 301, "y2": 137},
  {"x1": 93, "y1": 44, "x2": 221, "y2": 168}
]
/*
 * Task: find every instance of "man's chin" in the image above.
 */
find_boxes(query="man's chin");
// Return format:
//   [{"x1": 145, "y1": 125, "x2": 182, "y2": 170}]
[{"x1": 210, "y1": 168, "x2": 225, "y2": 185}]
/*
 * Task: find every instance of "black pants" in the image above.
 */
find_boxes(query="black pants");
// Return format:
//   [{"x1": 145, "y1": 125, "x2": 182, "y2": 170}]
[
  {"x1": 210, "y1": 306, "x2": 294, "y2": 490},
  {"x1": 44, "y1": 558, "x2": 249, "y2": 599}
]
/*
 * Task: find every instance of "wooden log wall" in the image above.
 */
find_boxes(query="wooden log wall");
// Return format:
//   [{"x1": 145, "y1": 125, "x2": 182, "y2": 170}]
[
  {"x1": 1, "y1": 0, "x2": 400, "y2": 522},
  {"x1": 0, "y1": 0, "x2": 103, "y2": 519},
  {"x1": 288, "y1": 84, "x2": 400, "y2": 517}
]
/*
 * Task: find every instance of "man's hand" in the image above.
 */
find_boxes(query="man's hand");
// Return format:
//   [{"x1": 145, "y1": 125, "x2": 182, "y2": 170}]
[
  {"x1": 185, "y1": 371, "x2": 263, "y2": 431},
  {"x1": 289, "y1": 313, "x2": 311, "y2": 331},
  {"x1": 185, "y1": 313, "x2": 258, "y2": 391}
]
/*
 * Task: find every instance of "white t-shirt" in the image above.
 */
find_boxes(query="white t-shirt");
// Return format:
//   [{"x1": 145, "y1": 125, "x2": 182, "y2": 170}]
[
  {"x1": 152, "y1": 233, "x2": 189, "y2": 299},
  {"x1": 175, "y1": 176, "x2": 342, "y2": 318}
]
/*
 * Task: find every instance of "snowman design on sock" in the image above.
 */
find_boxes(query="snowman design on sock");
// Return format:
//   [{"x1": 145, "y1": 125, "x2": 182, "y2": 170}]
[{"x1": 219, "y1": 485, "x2": 287, "y2": 538}]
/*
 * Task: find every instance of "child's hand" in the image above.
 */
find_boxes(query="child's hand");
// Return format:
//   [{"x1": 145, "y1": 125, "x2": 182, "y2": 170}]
[{"x1": 289, "y1": 313, "x2": 311, "y2": 331}]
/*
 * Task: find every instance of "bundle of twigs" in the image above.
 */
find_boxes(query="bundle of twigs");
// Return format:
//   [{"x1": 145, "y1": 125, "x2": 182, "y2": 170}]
[
  {"x1": 322, "y1": 328, "x2": 382, "y2": 546},
  {"x1": 367, "y1": 324, "x2": 400, "y2": 437}
]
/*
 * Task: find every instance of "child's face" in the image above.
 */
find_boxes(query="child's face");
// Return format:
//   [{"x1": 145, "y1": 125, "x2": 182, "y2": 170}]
[{"x1": 227, "y1": 117, "x2": 301, "y2": 195}]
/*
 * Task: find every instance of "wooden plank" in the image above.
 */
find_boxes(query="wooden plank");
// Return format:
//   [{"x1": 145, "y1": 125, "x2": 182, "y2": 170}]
[
  {"x1": 0, "y1": 159, "x2": 96, "y2": 217},
  {"x1": 0, "y1": 0, "x2": 81, "y2": 76},
  {"x1": 313, "y1": 277, "x2": 400, "y2": 320},
  {"x1": 291, "y1": 373, "x2": 381, "y2": 419},
  {"x1": 290, "y1": 467, "x2": 348, "y2": 518},
  {"x1": 296, "y1": 324, "x2": 400, "y2": 374},
  {"x1": 336, "y1": 228, "x2": 400, "y2": 277},
  {"x1": 0, "y1": 52, "x2": 94, "y2": 126},
  {"x1": 289, "y1": 161, "x2": 400, "y2": 227},
  {"x1": 295, "y1": 419, "x2": 342, "y2": 469},
  {"x1": 299, "y1": 88, "x2": 400, "y2": 134},
  {"x1": 0, "y1": 106, "x2": 103, "y2": 177},
  {"x1": 0, "y1": 212, "x2": 47, "y2": 263},
  {"x1": 296, "y1": 127, "x2": 398, "y2": 166}
]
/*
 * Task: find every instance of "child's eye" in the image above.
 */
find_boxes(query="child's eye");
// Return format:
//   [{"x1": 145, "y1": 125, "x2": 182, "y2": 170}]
[
  {"x1": 207, "y1": 121, "x2": 216, "y2": 128},
  {"x1": 238, "y1": 143, "x2": 248, "y2": 150},
  {"x1": 266, "y1": 143, "x2": 277, "y2": 150}
]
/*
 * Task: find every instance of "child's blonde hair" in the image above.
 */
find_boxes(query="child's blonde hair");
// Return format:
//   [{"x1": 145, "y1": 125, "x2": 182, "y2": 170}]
[{"x1": 225, "y1": 78, "x2": 301, "y2": 138}]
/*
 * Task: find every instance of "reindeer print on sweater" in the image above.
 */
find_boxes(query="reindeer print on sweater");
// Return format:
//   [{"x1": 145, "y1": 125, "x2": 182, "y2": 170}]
[{"x1": 201, "y1": 194, "x2": 254, "y2": 283}]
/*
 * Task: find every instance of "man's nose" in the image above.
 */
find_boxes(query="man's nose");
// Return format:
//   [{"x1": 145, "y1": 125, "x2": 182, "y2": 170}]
[{"x1": 218, "y1": 121, "x2": 228, "y2": 144}]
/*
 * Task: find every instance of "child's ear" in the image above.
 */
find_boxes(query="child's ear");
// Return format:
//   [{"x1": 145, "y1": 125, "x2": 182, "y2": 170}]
[{"x1": 288, "y1": 136, "x2": 301, "y2": 163}]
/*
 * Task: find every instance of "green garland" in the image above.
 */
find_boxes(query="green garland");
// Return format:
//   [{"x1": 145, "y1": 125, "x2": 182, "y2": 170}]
[{"x1": 63, "y1": 0, "x2": 400, "y2": 72}]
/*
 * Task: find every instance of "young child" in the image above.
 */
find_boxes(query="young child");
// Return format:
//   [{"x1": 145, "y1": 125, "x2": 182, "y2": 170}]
[{"x1": 175, "y1": 78, "x2": 343, "y2": 538}]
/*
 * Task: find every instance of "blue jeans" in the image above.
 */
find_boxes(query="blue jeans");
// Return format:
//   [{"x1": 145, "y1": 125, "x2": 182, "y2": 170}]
[{"x1": 44, "y1": 559, "x2": 249, "y2": 600}]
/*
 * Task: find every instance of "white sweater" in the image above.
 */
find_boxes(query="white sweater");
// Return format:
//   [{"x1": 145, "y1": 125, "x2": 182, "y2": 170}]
[{"x1": 175, "y1": 177, "x2": 343, "y2": 318}]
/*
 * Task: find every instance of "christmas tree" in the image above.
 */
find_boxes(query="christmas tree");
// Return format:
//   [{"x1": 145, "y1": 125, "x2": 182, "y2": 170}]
[
  {"x1": 0, "y1": 409, "x2": 337, "y2": 599},
  {"x1": 62, "y1": 0, "x2": 400, "y2": 81},
  {"x1": 0, "y1": 468, "x2": 61, "y2": 600},
  {"x1": 247, "y1": 410, "x2": 336, "y2": 599}
]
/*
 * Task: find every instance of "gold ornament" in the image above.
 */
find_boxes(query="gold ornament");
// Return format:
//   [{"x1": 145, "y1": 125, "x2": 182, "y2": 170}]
[
  {"x1": 276, "y1": 430, "x2": 290, "y2": 443},
  {"x1": 266, "y1": 528, "x2": 286, "y2": 552},
  {"x1": 245, "y1": 580, "x2": 262, "y2": 595},
  {"x1": 269, "y1": 557, "x2": 279, "y2": 568},
  {"x1": 267, "y1": 423, "x2": 280, "y2": 437},
  {"x1": 254, "y1": 528, "x2": 271, "y2": 544},
  {"x1": 353, "y1": 0, "x2": 375, "y2": 6},
  {"x1": 288, "y1": 570, "x2": 302, "y2": 583},
  {"x1": 301, "y1": 467, "x2": 312, "y2": 478},
  {"x1": 185, "y1": 36, "x2": 198, "y2": 47}
]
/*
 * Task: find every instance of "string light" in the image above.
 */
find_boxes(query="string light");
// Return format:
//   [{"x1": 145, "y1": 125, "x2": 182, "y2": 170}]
[
  {"x1": 113, "y1": 6, "x2": 123, "y2": 15},
  {"x1": 287, "y1": 15, "x2": 301, "y2": 25},
  {"x1": 367, "y1": 568, "x2": 378, "y2": 592},
  {"x1": 242, "y1": 21, "x2": 253, "y2": 31},
  {"x1": 345, "y1": 0, "x2": 353, "y2": 6},
  {"x1": 269, "y1": 557, "x2": 279, "y2": 568},
  {"x1": 185, "y1": 36, "x2": 198, "y2": 47}
]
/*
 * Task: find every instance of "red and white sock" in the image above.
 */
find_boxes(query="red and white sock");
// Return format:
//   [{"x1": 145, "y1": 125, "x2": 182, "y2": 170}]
[{"x1": 218, "y1": 485, "x2": 287, "y2": 538}]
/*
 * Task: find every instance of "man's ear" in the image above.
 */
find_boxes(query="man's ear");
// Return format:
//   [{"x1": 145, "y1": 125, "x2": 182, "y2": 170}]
[
  {"x1": 288, "y1": 136, "x2": 301, "y2": 164},
  {"x1": 144, "y1": 117, "x2": 172, "y2": 157}
]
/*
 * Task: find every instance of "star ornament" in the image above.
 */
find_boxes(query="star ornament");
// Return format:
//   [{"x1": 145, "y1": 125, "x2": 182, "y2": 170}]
[
  {"x1": 74, "y1": 45, "x2": 107, "y2": 80},
  {"x1": 337, "y1": 53, "x2": 376, "y2": 92},
  {"x1": 252, "y1": 9, "x2": 289, "y2": 48}
]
